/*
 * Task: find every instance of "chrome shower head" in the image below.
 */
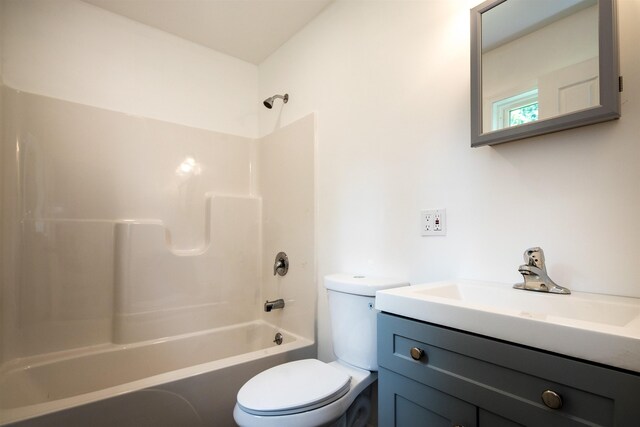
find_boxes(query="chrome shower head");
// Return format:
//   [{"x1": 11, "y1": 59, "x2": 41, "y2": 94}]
[{"x1": 263, "y1": 93, "x2": 289, "y2": 109}]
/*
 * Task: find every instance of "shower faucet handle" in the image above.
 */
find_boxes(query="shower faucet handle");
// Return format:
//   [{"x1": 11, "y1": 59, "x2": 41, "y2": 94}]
[{"x1": 273, "y1": 252, "x2": 289, "y2": 276}]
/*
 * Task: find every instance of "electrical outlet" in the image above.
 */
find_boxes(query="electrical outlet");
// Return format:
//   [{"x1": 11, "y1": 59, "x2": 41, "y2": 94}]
[{"x1": 421, "y1": 209, "x2": 446, "y2": 236}]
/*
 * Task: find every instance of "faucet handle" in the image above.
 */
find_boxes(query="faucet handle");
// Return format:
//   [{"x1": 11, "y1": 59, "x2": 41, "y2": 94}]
[
  {"x1": 273, "y1": 252, "x2": 289, "y2": 276},
  {"x1": 523, "y1": 247, "x2": 546, "y2": 270}
]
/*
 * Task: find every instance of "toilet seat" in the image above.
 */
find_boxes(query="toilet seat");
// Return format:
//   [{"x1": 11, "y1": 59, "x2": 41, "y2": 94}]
[{"x1": 236, "y1": 359, "x2": 351, "y2": 416}]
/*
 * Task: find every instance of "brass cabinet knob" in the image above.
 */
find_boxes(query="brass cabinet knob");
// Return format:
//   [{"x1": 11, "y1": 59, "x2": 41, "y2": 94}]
[
  {"x1": 541, "y1": 389, "x2": 563, "y2": 409},
  {"x1": 409, "y1": 347, "x2": 425, "y2": 361}
]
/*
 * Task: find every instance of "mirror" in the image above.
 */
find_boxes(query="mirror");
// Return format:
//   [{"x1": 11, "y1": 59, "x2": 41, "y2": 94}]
[{"x1": 471, "y1": 0, "x2": 620, "y2": 147}]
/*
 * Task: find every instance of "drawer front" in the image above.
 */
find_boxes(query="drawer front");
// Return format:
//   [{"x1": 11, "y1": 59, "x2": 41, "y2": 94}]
[{"x1": 378, "y1": 313, "x2": 640, "y2": 426}]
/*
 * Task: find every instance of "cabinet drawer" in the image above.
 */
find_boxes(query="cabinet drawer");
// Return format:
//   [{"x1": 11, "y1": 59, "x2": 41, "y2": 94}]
[{"x1": 378, "y1": 313, "x2": 640, "y2": 426}]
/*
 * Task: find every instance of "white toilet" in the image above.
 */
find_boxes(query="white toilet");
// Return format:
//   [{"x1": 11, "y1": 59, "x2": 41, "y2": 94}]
[{"x1": 233, "y1": 274, "x2": 409, "y2": 427}]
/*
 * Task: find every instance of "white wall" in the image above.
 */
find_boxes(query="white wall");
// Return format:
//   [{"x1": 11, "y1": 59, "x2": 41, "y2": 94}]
[
  {"x1": 259, "y1": 0, "x2": 640, "y2": 362},
  {"x1": 1, "y1": 0, "x2": 259, "y2": 138},
  {"x1": 483, "y1": 4, "x2": 598, "y2": 102}
]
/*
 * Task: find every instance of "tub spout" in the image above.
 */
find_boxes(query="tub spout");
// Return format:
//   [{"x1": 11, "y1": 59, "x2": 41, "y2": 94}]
[{"x1": 264, "y1": 299, "x2": 285, "y2": 312}]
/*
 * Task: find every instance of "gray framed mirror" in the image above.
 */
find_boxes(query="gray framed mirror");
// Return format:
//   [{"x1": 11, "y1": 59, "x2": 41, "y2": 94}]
[{"x1": 471, "y1": 0, "x2": 620, "y2": 147}]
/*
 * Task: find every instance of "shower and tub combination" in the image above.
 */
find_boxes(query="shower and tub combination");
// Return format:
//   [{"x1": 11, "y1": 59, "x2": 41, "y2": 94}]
[{"x1": 0, "y1": 87, "x2": 316, "y2": 426}]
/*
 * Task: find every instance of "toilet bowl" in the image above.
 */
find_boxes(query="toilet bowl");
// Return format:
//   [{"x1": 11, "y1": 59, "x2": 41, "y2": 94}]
[
  {"x1": 234, "y1": 359, "x2": 374, "y2": 427},
  {"x1": 233, "y1": 274, "x2": 409, "y2": 427}
]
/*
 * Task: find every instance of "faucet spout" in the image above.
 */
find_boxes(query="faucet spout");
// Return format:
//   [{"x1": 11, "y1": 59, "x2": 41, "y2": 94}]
[
  {"x1": 518, "y1": 264, "x2": 546, "y2": 278},
  {"x1": 264, "y1": 299, "x2": 285, "y2": 312},
  {"x1": 513, "y1": 247, "x2": 570, "y2": 294}
]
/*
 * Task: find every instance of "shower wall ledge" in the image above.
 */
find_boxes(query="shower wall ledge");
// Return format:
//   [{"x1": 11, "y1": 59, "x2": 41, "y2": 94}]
[
  {"x1": 13, "y1": 194, "x2": 261, "y2": 357},
  {"x1": 113, "y1": 194, "x2": 262, "y2": 343}
]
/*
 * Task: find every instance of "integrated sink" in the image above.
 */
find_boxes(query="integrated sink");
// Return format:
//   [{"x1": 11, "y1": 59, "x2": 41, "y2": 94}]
[
  {"x1": 376, "y1": 280, "x2": 640, "y2": 373},
  {"x1": 414, "y1": 282, "x2": 640, "y2": 326}
]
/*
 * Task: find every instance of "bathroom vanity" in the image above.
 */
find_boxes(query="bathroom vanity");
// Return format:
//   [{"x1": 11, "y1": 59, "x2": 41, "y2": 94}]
[
  {"x1": 378, "y1": 312, "x2": 640, "y2": 426},
  {"x1": 375, "y1": 280, "x2": 640, "y2": 426}
]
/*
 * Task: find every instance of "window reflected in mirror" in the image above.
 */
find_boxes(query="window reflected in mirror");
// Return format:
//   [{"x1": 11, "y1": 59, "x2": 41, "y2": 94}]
[{"x1": 481, "y1": 0, "x2": 599, "y2": 133}]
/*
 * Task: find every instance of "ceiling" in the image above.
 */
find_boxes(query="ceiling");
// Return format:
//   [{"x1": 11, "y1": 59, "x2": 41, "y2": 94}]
[
  {"x1": 81, "y1": 0, "x2": 334, "y2": 64},
  {"x1": 482, "y1": 0, "x2": 596, "y2": 51}
]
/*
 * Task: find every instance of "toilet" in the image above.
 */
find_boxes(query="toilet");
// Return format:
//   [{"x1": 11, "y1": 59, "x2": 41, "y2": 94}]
[{"x1": 233, "y1": 274, "x2": 409, "y2": 427}]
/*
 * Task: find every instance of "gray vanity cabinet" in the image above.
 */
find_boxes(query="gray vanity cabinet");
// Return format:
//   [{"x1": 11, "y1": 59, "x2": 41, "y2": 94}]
[{"x1": 377, "y1": 312, "x2": 640, "y2": 426}]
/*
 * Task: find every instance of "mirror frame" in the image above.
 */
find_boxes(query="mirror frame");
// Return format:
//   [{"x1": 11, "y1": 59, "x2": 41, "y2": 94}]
[{"x1": 471, "y1": 0, "x2": 620, "y2": 147}]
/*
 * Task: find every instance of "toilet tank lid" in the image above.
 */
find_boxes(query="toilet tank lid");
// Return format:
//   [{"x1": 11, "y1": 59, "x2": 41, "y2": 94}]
[{"x1": 324, "y1": 274, "x2": 409, "y2": 296}]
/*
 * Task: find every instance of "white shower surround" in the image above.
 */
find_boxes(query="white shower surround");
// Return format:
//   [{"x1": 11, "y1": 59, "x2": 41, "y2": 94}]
[{"x1": 0, "y1": 85, "x2": 316, "y2": 424}]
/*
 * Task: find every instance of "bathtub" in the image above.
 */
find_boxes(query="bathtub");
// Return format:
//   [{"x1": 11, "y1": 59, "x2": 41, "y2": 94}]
[{"x1": 0, "y1": 321, "x2": 315, "y2": 426}]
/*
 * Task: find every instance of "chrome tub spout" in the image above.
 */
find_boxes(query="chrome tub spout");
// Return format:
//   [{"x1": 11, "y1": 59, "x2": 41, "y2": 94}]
[{"x1": 264, "y1": 299, "x2": 285, "y2": 312}]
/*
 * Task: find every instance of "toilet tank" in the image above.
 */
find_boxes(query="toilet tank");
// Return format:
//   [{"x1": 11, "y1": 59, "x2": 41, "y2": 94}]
[{"x1": 324, "y1": 274, "x2": 409, "y2": 371}]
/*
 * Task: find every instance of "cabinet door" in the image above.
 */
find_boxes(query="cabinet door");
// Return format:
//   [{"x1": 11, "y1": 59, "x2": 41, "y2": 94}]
[{"x1": 379, "y1": 367, "x2": 477, "y2": 427}]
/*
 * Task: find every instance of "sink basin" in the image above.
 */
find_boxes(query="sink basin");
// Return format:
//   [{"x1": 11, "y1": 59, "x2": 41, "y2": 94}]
[
  {"x1": 376, "y1": 280, "x2": 640, "y2": 373},
  {"x1": 415, "y1": 282, "x2": 640, "y2": 326}
]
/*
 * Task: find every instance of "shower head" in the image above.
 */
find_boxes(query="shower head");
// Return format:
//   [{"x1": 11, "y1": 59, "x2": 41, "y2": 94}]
[{"x1": 263, "y1": 93, "x2": 289, "y2": 109}]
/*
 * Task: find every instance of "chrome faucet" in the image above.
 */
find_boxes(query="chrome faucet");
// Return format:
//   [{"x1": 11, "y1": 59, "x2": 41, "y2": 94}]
[
  {"x1": 513, "y1": 247, "x2": 571, "y2": 294},
  {"x1": 264, "y1": 299, "x2": 285, "y2": 312}
]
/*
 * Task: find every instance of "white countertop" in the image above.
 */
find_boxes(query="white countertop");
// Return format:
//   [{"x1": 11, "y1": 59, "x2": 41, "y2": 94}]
[{"x1": 376, "y1": 279, "x2": 640, "y2": 373}]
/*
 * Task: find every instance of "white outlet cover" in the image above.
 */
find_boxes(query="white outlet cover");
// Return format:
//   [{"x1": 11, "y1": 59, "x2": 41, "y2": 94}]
[{"x1": 421, "y1": 209, "x2": 446, "y2": 236}]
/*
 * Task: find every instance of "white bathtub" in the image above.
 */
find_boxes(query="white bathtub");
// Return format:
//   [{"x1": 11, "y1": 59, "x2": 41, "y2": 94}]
[{"x1": 0, "y1": 321, "x2": 315, "y2": 426}]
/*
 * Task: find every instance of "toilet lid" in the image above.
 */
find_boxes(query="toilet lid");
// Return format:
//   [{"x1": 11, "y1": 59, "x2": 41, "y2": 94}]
[{"x1": 237, "y1": 359, "x2": 351, "y2": 416}]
